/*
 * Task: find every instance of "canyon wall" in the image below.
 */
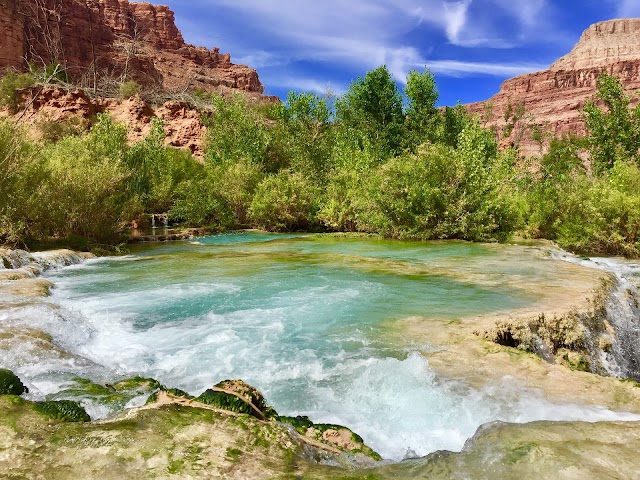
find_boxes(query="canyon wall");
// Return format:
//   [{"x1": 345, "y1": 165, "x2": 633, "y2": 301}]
[
  {"x1": 0, "y1": 0, "x2": 264, "y2": 95},
  {"x1": 467, "y1": 19, "x2": 640, "y2": 156}
]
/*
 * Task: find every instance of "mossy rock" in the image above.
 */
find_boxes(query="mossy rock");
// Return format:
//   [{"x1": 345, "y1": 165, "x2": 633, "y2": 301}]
[
  {"x1": 146, "y1": 388, "x2": 193, "y2": 405},
  {"x1": 196, "y1": 380, "x2": 278, "y2": 419},
  {"x1": 214, "y1": 379, "x2": 277, "y2": 417},
  {"x1": 279, "y1": 415, "x2": 315, "y2": 432},
  {"x1": 0, "y1": 369, "x2": 28, "y2": 395},
  {"x1": 33, "y1": 400, "x2": 90, "y2": 422},
  {"x1": 111, "y1": 376, "x2": 163, "y2": 393},
  {"x1": 51, "y1": 376, "x2": 164, "y2": 410},
  {"x1": 196, "y1": 389, "x2": 258, "y2": 417},
  {"x1": 279, "y1": 415, "x2": 381, "y2": 461}
]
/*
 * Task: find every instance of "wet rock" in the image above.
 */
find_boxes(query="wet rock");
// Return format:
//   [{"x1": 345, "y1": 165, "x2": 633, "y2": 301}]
[
  {"x1": 195, "y1": 379, "x2": 277, "y2": 420},
  {"x1": 34, "y1": 400, "x2": 90, "y2": 422},
  {"x1": 279, "y1": 415, "x2": 382, "y2": 461},
  {"x1": 0, "y1": 368, "x2": 28, "y2": 395}
]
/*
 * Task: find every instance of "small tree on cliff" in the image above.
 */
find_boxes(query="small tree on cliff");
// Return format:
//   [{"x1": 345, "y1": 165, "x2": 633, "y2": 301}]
[{"x1": 582, "y1": 73, "x2": 640, "y2": 172}]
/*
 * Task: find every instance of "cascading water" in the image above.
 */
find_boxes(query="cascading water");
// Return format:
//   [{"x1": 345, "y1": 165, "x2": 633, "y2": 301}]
[
  {"x1": 2, "y1": 235, "x2": 640, "y2": 461},
  {"x1": 552, "y1": 252, "x2": 640, "y2": 381},
  {"x1": 595, "y1": 259, "x2": 640, "y2": 380}
]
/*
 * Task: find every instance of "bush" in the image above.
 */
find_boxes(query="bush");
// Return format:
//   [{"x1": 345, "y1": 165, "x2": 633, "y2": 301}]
[
  {"x1": 249, "y1": 171, "x2": 321, "y2": 231},
  {"x1": 37, "y1": 115, "x2": 88, "y2": 143},
  {"x1": 359, "y1": 124, "x2": 516, "y2": 241},
  {"x1": 119, "y1": 80, "x2": 141, "y2": 98},
  {"x1": 26, "y1": 115, "x2": 135, "y2": 244},
  {"x1": 0, "y1": 71, "x2": 36, "y2": 112}
]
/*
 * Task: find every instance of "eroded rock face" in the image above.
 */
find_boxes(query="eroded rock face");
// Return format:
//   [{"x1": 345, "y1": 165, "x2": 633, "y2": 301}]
[
  {"x1": 467, "y1": 19, "x2": 640, "y2": 157},
  {"x1": 0, "y1": 0, "x2": 265, "y2": 95}
]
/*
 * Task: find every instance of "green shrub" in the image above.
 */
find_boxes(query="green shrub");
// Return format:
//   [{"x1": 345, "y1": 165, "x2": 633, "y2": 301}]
[
  {"x1": 249, "y1": 171, "x2": 321, "y2": 231},
  {"x1": 0, "y1": 71, "x2": 36, "y2": 112},
  {"x1": 119, "y1": 80, "x2": 141, "y2": 98},
  {"x1": 37, "y1": 115, "x2": 88, "y2": 143}
]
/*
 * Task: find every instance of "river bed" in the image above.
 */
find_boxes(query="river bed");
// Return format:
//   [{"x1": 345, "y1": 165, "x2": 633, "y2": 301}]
[{"x1": 1, "y1": 233, "x2": 639, "y2": 461}]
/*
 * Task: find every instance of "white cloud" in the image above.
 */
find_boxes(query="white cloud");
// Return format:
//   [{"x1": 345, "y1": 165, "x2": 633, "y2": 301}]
[
  {"x1": 264, "y1": 75, "x2": 346, "y2": 96},
  {"x1": 426, "y1": 60, "x2": 546, "y2": 77},
  {"x1": 164, "y1": 0, "x2": 554, "y2": 87},
  {"x1": 443, "y1": 0, "x2": 472, "y2": 45}
]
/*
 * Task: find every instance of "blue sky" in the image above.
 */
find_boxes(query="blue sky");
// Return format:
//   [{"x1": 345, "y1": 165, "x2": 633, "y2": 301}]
[{"x1": 160, "y1": 0, "x2": 640, "y2": 106}]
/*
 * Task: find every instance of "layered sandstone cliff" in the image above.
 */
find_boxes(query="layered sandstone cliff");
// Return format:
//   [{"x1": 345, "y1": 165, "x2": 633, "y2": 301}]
[
  {"x1": 467, "y1": 19, "x2": 640, "y2": 156},
  {"x1": 0, "y1": 0, "x2": 264, "y2": 95}
]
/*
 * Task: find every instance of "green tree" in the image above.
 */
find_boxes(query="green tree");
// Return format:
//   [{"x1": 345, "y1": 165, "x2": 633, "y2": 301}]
[
  {"x1": 582, "y1": 73, "x2": 640, "y2": 172},
  {"x1": 270, "y1": 91, "x2": 333, "y2": 180},
  {"x1": 335, "y1": 66, "x2": 404, "y2": 158},
  {"x1": 404, "y1": 68, "x2": 440, "y2": 150}
]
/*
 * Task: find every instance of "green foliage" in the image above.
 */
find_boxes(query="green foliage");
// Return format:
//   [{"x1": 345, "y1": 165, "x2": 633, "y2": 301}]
[
  {"x1": 440, "y1": 103, "x2": 473, "y2": 149},
  {"x1": 404, "y1": 68, "x2": 440, "y2": 150},
  {"x1": 34, "y1": 400, "x2": 91, "y2": 422},
  {"x1": 0, "y1": 369, "x2": 28, "y2": 395},
  {"x1": 126, "y1": 119, "x2": 204, "y2": 215},
  {"x1": 119, "y1": 80, "x2": 141, "y2": 98},
  {"x1": 37, "y1": 115, "x2": 88, "y2": 143},
  {"x1": 249, "y1": 171, "x2": 321, "y2": 231},
  {"x1": 0, "y1": 71, "x2": 36, "y2": 112},
  {"x1": 29, "y1": 116, "x2": 134, "y2": 244},
  {"x1": 335, "y1": 66, "x2": 404, "y2": 158},
  {"x1": 583, "y1": 73, "x2": 640, "y2": 172},
  {"x1": 270, "y1": 91, "x2": 334, "y2": 180},
  {"x1": 204, "y1": 94, "x2": 275, "y2": 169},
  {"x1": 523, "y1": 133, "x2": 640, "y2": 257},
  {"x1": 360, "y1": 123, "x2": 515, "y2": 241}
]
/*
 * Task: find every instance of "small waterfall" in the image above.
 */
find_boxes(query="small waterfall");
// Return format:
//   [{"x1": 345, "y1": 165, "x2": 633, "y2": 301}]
[
  {"x1": 553, "y1": 252, "x2": 640, "y2": 381},
  {"x1": 601, "y1": 263, "x2": 640, "y2": 381},
  {"x1": 150, "y1": 214, "x2": 169, "y2": 230},
  {"x1": 0, "y1": 249, "x2": 93, "y2": 275}
]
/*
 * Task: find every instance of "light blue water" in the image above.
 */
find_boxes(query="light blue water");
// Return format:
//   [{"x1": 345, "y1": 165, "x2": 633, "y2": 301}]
[{"x1": 5, "y1": 233, "x2": 637, "y2": 459}]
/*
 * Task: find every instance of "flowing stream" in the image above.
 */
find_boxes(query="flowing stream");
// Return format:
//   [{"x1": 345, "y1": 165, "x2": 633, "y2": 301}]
[{"x1": 1, "y1": 233, "x2": 639, "y2": 461}]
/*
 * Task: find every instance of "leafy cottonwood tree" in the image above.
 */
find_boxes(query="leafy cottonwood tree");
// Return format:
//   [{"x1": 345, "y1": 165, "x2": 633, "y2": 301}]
[
  {"x1": 583, "y1": 73, "x2": 640, "y2": 172},
  {"x1": 404, "y1": 68, "x2": 440, "y2": 150},
  {"x1": 335, "y1": 66, "x2": 404, "y2": 158}
]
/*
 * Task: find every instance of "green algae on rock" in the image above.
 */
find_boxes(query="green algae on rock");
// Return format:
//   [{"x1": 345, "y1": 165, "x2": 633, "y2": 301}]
[
  {"x1": 49, "y1": 376, "x2": 165, "y2": 411},
  {"x1": 34, "y1": 400, "x2": 91, "y2": 422},
  {"x1": 279, "y1": 415, "x2": 382, "y2": 461},
  {"x1": 0, "y1": 368, "x2": 28, "y2": 395},
  {"x1": 195, "y1": 379, "x2": 278, "y2": 420}
]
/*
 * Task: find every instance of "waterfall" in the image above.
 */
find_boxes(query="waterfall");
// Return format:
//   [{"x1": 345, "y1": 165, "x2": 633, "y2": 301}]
[
  {"x1": 600, "y1": 260, "x2": 640, "y2": 381},
  {"x1": 150, "y1": 214, "x2": 169, "y2": 230},
  {"x1": 553, "y1": 252, "x2": 640, "y2": 381}
]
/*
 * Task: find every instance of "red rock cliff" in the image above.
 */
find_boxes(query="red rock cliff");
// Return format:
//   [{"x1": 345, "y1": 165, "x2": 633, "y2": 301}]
[
  {"x1": 0, "y1": 0, "x2": 265, "y2": 95},
  {"x1": 467, "y1": 19, "x2": 640, "y2": 156}
]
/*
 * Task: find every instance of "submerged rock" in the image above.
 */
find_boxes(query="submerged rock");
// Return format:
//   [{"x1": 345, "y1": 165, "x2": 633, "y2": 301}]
[{"x1": 0, "y1": 368, "x2": 28, "y2": 395}]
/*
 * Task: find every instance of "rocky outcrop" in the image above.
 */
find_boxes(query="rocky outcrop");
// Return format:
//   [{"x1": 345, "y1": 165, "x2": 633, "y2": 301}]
[
  {"x1": 0, "y1": 0, "x2": 265, "y2": 95},
  {"x1": 467, "y1": 19, "x2": 640, "y2": 157},
  {"x1": 7, "y1": 85, "x2": 209, "y2": 155}
]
